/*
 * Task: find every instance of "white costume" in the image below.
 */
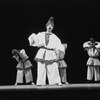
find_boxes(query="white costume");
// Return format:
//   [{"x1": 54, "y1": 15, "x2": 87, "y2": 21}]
[
  {"x1": 58, "y1": 43, "x2": 68, "y2": 84},
  {"x1": 12, "y1": 49, "x2": 34, "y2": 84},
  {"x1": 28, "y1": 32, "x2": 64, "y2": 85},
  {"x1": 83, "y1": 40, "x2": 100, "y2": 81}
]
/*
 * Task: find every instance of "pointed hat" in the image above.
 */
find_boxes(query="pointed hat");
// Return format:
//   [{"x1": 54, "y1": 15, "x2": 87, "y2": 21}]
[{"x1": 46, "y1": 17, "x2": 54, "y2": 27}]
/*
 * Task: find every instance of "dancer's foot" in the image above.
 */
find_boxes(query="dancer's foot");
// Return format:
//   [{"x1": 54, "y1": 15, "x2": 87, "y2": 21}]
[
  {"x1": 15, "y1": 83, "x2": 17, "y2": 85},
  {"x1": 64, "y1": 82, "x2": 69, "y2": 84},
  {"x1": 57, "y1": 82, "x2": 62, "y2": 86},
  {"x1": 31, "y1": 82, "x2": 35, "y2": 85}
]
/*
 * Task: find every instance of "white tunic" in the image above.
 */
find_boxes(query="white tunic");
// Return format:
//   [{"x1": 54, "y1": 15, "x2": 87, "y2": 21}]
[
  {"x1": 28, "y1": 32, "x2": 64, "y2": 62},
  {"x1": 83, "y1": 41, "x2": 100, "y2": 81},
  {"x1": 83, "y1": 41, "x2": 100, "y2": 66}
]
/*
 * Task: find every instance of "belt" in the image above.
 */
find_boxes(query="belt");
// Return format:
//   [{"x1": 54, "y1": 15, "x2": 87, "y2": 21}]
[
  {"x1": 22, "y1": 58, "x2": 29, "y2": 62},
  {"x1": 41, "y1": 46, "x2": 54, "y2": 51},
  {"x1": 89, "y1": 56, "x2": 98, "y2": 58}
]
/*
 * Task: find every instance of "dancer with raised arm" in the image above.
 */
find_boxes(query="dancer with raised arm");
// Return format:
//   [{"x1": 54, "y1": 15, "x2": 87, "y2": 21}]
[
  {"x1": 28, "y1": 17, "x2": 64, "y2": 86},
  {"x1": 83, "y1": 38, "x2": 100, "y2": 82}
]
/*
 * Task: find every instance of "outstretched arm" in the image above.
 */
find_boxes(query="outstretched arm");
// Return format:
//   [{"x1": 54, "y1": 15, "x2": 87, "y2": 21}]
[
  {"x1": 83, "y1": 41, "x2": 90, "y2": 48},
  {"x1": 28, "y1": 33, "x2": 37, "y2": 46},
  {"x1": 95, "y1": 42, "x2": 100, "y2": 52},
  {"x1": 52, "y1": 35, "x2": 65, "y2": 59},
  {"x1": 28, "y1": 32, "x2": 44, "y2": 47},
  {"x1": 95, "y1": 42, "x2": 100, "y2": 48},
  {"x1": 54, "y1": 35, "x2": 65, "y2": 52}
]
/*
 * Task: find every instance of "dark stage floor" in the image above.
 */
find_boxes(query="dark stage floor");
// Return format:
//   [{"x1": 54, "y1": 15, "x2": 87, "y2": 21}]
[{"x1": 1, "y1": 84, "x2": 100, "y2": 100}]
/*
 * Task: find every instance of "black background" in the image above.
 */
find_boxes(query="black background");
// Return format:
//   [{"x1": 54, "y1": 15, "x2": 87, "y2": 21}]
[{"x1": 0, "y1": 0, "x2": 100, "y2": 85}]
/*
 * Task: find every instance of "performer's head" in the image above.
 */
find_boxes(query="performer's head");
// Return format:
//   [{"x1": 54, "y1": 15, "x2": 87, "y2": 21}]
[
  {"x1": 12, "y1": 49, "x2": 20, "y2": 57},
  {"x1": 90, "y1": 38, "x2": 95, "y2": 44},
  {"x1": 90, "y1": 38, "x2": 95, "y2": 46},
  {"x1": 46, "y1": 17, "x2": 54, "y2": 32}
]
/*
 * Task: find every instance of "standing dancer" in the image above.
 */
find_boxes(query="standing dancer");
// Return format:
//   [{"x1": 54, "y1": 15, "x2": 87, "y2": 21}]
[
  {"x1": 83, "y1": 38, "x2": 100, "y2": 82},
  {"x1": 12, "y1": 49, "x2": 34, "y2": 85},
  {"x1": 28, "y1": 17, "x2": 64, "y2": 86},
  {"x1": 58, "y1": 43, "x2": 69, "y2": 84}
]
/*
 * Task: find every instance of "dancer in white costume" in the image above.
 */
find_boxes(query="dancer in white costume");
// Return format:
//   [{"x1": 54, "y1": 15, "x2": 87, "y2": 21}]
[
  {"x1": 28, "y1": 17, "x2": 64, "y2": 86},
  {"x1": 83, "y1": 38, "x2": 100, "y2": 82},
  {"x1": 58, "y1": 43, "x2": 69, "y2": 84},
  {"x1": 12, "y1": 49, "x2": 34, "y2": 85}
]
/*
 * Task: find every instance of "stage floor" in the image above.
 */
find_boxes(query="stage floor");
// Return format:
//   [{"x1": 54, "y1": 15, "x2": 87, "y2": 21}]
[{"x1": 0, "y1": 83, "x2": 100, "y2": 91}]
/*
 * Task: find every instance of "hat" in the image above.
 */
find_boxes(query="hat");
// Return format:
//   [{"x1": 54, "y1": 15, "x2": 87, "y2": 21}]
[
  {"x1": 46, "y1": 17, "x2": 54, "y2": 27},
  {"x1": 12, "y1": 49, "x2": 20, "y2": 58},
  {"x1": 12, "y1": 49, "x2": 20, "y2": 56}
]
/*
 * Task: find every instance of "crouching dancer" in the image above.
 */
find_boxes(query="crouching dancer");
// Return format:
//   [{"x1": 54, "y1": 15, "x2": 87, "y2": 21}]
[{"x1": 12, "y1": 49, "x2": 35, "y2": 85}]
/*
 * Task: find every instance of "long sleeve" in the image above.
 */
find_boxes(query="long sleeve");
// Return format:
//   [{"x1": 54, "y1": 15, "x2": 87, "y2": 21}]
[
  {"x1": 54, "y1": 35, "x2": 64, "y2": 52},
  {"x1": 95, "y1": 42, "x2": 100, "y2": 53},
  {"x1": 36, "y1": 32, "x2": 45, "y2": 47},
  {"x1": 28, "y1": 33, "x2": 37, "y2": 46},
  {"x1": 28, "y1": 32, "x2": 45, "y2": 47},
  {"x1": 50, "y1": 34, "x2": 64, "y2": 59},
  {"x1": 58, "y1": 44, "x2": 67, "y2": 60},
  {"x1": 95, "y1": 42, "x2": 100, "y2": 48},
  {"x1": 62, "y1": 43, "x2": 67, "y2": 53},
  {"x1": 83, "y1": 41, "x2": 90, "y2": 48}
]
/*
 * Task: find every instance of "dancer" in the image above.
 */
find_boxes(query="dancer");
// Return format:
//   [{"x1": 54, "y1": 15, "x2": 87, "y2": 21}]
[
  {"x1": 12, "y1": 49, "x2": 34, "y2": 85},
  {"x1": 83, "y1": 38, "x2": 100, "y2": 82},
  {"x1": 58, "y1": 43, "x2": 69, "y2": 84},
  {"x1": 28, "y1": 17, "x2": 64, "y2": 86}
]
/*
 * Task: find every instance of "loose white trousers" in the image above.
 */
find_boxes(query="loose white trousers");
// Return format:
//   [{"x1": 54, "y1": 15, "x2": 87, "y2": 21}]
[
  {"x1": 87, "y1": 66, "x2": 100, "y2": 81},
  {"x1": 36, "y1": 62, "x2": 61, "y2": 85},
  {"x1": 16, "y1": 69, "x2": 33, "y2": 83}
]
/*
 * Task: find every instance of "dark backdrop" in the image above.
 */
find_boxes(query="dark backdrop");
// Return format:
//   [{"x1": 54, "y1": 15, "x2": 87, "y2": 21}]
[{"x1": 0, "y1": 0, "x2": 100, "y2": 85}]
